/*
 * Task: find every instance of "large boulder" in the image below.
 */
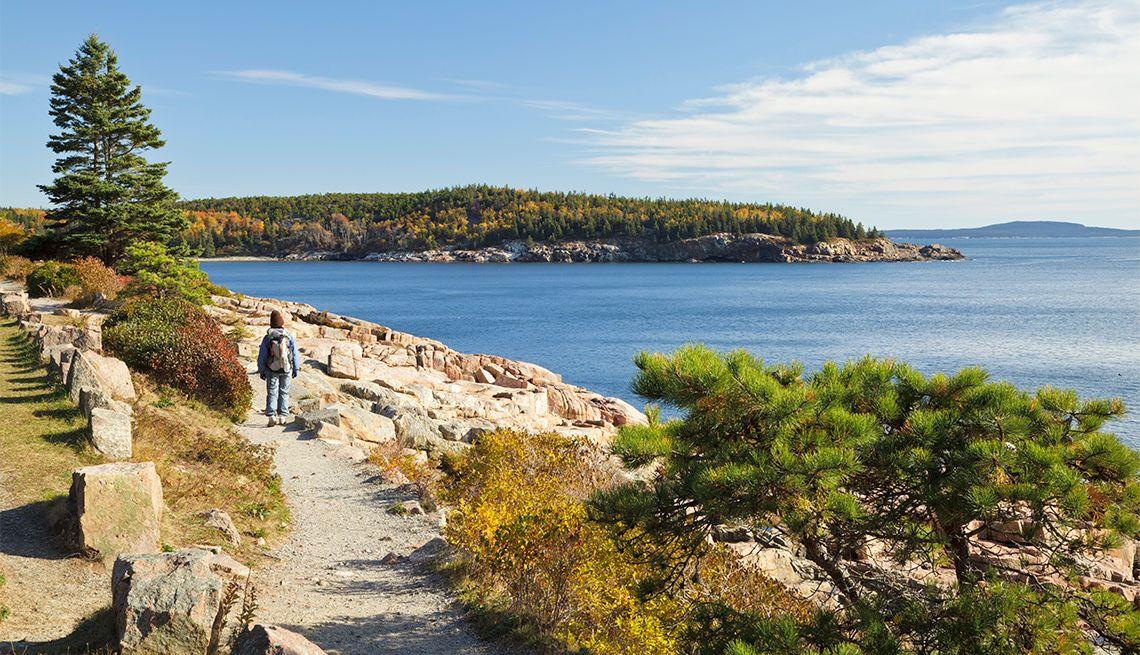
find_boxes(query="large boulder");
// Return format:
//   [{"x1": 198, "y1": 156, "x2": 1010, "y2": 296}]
[
  {"x1": 337, "y1": 405, "x2": 397, "y2": 444},
  {"x1": 2, "y1": 292, "x2": 31, "y2": 316},
  {"x1": 113, "y1": 548, "x2": 250, "y2": 654},
  {"x1": 393, "y1": 413, "x2": 442, "y2": 449},
  {"x1": 70, "y1": 462, "x2": 162, "y2": 561},
  {"x1": 80, "y1": 386, "x2": 133, "y2": 418},
  {"x1": 231, "y1": 624, "x2": 327, "y2": 655},
  {"x1": 89, "y1": 407, "x2": 133, "y2": 460},
  {"x1": 546, "y1": 386, "x2": 603, "y2": 422},
  {"x1": 326, "y1": 346, "x2": 360, "y2": 380},
  {"x1": 67, "y1": 350, "x2": 136, "y2": 405},
  {"x1": 295, "y1": 408, "x2": 341, "y2": 430}
]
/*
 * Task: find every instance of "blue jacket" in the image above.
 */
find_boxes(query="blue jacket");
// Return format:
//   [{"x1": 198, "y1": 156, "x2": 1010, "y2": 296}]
[{"x1": 257, "y1": 328, "x2": 299, "y2": 377}]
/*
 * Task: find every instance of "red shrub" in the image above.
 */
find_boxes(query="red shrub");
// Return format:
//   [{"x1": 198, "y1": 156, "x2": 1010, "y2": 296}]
[
  {"x1": 104, "y1": 295, "x2": 252, "y2": 420},
  {"x1": 71, "y1": 256, "x2": 124, "y2": 300}
]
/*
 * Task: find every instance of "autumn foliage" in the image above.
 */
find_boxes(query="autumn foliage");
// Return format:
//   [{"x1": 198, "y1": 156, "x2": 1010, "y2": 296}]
[
  {"x1": 104, "y1": 294, "x2": 251, "y2": 420},
  {"x1": 181, "y1": 185, "x2": 881, "y2": 257},
  {"x1": 442, "y1": 429, "x2": 676, "y2": 654}
]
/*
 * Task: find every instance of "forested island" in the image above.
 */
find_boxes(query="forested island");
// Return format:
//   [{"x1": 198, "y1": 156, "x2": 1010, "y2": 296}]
[{"x1": 1, "y1": 187, "x2": 962, "y2": 263}]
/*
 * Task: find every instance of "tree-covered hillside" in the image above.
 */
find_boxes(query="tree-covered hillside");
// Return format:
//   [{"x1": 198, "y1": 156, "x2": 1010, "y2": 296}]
[{"x1": 179, "y1": 185, "x2": 881, "y2": 257}]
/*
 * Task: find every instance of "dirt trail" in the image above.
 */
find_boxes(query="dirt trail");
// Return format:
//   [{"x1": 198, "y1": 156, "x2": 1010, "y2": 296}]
[{"x1": 237, "y1": 388, "x2": 508, "y2": 655}]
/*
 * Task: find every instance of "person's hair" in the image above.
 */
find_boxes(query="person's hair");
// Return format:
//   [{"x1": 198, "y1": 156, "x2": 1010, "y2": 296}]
[{"x1": 270, "y1": 310, "x2": 285, "y2": 328}]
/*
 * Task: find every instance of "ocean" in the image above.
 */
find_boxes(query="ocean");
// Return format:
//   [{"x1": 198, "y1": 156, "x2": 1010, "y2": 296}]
[{"x1": 202, "y1": 237, "x2": 1140, "y2": 445}]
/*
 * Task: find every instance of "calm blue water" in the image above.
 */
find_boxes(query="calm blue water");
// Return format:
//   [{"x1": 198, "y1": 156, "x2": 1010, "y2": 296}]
[{"x1": 203, "y1": 237, "x2": 1140, "y2": 445}]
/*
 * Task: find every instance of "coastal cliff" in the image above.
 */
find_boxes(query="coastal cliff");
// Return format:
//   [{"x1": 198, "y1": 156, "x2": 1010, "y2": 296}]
[{"x1": 335, "y1": 235, "x2": 963, "y2": 263}]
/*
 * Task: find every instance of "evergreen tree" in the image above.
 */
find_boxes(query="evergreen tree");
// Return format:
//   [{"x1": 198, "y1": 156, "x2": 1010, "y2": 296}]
[
  {"x1": 597, "y1": 345, "x2": 1140, "y2": 653},
  {"x1": 38, "y1": 34, "x2": 185, "y2": 265}
]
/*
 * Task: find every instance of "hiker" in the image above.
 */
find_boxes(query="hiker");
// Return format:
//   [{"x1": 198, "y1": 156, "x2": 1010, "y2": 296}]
[{"x1": 257, "y1": 309, "x2": 299, "y2": 426}]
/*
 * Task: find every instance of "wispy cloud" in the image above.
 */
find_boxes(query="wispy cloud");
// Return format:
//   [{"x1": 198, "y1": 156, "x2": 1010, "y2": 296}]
[
  {"x1": 213, "y1": 69, "x2": 461, "y2": 101},
  {"x1": 445, "y1": 78, "x2": 512, "y2": 91},
  {"x1": 0, "y1": 72, "x2": 48, "y2": 95},
  {"x1": 522, "y1": 99, "x2": 631, "y2": 122},
  {"x1": 581, "y1": 0, "x2": 1140, "y2": 225}
]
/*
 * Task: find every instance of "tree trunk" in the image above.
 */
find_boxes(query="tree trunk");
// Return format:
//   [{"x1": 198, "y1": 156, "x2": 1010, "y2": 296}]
[{"x1": 801, "y1": 535, "x2": 863, "y2": 609}]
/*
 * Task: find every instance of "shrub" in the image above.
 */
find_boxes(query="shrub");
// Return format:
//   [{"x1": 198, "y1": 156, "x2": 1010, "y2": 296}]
[
  {"x1": 0, "y1": 255, "x2": 34, "y2": 281},
  {"x1": 442, "y1": 429, "x2": 676, "y2": 654},
  {"x1": 26, "y1": 260, "x2": 80, "y2": 297},
  {"x1": 119, "y1": 241, "x2": 213, "y2": 305},
  {"x1": 103, "y1": 294, "x2": 252, "y2": 420},
  {"x1": 71, "y1": 256, "x2": 124, "y2": 302},
  {"x1": 369, "y1": 442, "x2": 442, "y2": 510},
  {"x1": 0, "y1": 217, "x2": 26, "y2": 254}
]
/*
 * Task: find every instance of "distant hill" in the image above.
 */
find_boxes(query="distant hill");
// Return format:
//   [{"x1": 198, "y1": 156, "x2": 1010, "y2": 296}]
[{"x1": 887, "y1": 221, "x2": 1140, "y2": 240}]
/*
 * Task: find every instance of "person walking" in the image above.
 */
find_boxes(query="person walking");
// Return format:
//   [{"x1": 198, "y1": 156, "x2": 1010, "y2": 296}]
[{"x1": 257, "y1": 309, "x2": 299, "y2": 426}]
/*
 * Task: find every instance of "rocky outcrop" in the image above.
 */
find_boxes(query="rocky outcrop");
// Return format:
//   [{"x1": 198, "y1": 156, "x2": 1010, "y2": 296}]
[
  {"x1": 208, "y1": 293, "x2": 648, "y2": 450},
  {"x1": 361, "y1": 235, "x2": 964, "y2": 264},
  {"x1": 69, "y1": 462, "x2": 163, "y2": 561},
  {"x1": 231, "y1": 624, "x2": 327, "y2": 655},
  {"x1": 112, "y1": 548, "x2": 250, "y2": 654}
]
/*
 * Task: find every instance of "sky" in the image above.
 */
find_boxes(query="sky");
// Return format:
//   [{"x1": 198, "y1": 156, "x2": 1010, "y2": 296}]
[{"x1": 1, "y1": 0, "x2": 1138, "y2": 229}]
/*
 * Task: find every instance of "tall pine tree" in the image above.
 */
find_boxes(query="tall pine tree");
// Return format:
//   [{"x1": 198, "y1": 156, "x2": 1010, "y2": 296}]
[{"x1": 38, "y1": 34, "x2": 185, "y2": 265}]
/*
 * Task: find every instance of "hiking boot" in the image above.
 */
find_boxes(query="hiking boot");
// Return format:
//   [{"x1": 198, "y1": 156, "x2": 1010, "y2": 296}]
[
  {"x1": 277, "y1": 415, "x2": 291, "y2": 425},
  {"x1": 267, "y1": 416, "x2": 277, "y2": 427}
]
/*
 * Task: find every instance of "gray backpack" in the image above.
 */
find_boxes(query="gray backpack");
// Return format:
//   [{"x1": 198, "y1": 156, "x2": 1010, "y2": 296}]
[{"x1": 268, "y1": 333, "x2": 292, "y2": 373}]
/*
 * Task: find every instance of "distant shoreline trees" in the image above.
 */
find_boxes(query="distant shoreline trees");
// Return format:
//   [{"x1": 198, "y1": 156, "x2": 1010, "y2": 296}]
[{"x1": 180, "y1": 186, "x2": 883, "y2": 257}]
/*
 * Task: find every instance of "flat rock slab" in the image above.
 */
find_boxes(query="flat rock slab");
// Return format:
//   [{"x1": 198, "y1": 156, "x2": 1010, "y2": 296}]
[{"x1": 70, "y1": 462, "x2": 162, "y2": 561}]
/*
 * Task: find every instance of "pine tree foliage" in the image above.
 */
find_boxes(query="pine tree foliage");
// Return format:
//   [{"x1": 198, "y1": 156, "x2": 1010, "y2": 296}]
[
  {"x1": 38, "y1": 35, "x2": 184, "y2": 264},
  {"x1": 596, "y1": 345, "x2": 1140, "y2": 653}
]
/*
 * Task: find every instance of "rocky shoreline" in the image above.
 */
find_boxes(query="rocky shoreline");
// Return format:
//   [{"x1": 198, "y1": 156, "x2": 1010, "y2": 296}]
[
  {"x1": 207, "y1": 293, "x2": 647, "y2": 455},
  {"x1": 261, "y1": 234, "x2": 964, "y2": 264}
]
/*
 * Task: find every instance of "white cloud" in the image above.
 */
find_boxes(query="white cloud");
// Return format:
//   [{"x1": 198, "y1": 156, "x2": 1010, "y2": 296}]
[
  {"x1": 522, "y1": 99, "x2": 630, "y2": 122},
  {"x1": 213, "y1": 69, "x2": 460, "y2": 101},
  {"x1": 581, "y1": 0, "x2": 1140, "y2": 227},
  {"x1": 0, "y1": 73, "x2": 47, "y2": 95}
]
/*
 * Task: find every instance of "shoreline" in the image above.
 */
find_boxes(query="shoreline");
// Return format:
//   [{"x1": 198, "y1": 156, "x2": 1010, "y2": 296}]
[{"x1": 198, "y1": 234, "x2": 964, "y2": 264}]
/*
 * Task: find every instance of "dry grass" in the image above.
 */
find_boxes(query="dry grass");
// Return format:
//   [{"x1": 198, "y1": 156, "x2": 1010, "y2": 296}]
[
  {"x1": 0, "y1": 318, "x2": 288, "y2": 650},
  {"x1": 132, "y1": 377, "x2": 289, "y2": 562},
  {"x1": 0, "y1": 321, "x2": 101, "y2": 505},
  {"x1": 0, "y1": 320, "x2": 109, "y2": 652}
]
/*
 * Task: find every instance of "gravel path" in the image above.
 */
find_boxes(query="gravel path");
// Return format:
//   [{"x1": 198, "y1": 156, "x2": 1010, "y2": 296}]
[{"x1": 237, "y1": 408, "x2": 507, "y2": 655}]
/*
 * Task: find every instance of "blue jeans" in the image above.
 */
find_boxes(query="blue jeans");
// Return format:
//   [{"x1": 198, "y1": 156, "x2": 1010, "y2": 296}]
[{"x1": 265, "y1": 372, "x2": 292, "y2": 416}]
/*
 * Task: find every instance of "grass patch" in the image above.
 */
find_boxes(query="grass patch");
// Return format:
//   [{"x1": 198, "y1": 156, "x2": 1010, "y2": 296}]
[
  {"x1": 132, "y1": 376, "x2": 289, "y2": 562},
  {"x1": 0, "y1": 320, "x2": 100, "y2": 505}
]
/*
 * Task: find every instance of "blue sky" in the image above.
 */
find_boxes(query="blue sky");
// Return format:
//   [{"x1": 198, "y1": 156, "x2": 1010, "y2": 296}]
[{"x1": 2, "y1": 0, "x2": 1137, "y2": 229}]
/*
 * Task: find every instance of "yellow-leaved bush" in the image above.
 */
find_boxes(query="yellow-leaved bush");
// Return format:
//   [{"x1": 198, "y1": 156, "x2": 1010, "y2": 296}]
[{"x1": 442, "y1": 429, "x2": 677, "y2": 654}]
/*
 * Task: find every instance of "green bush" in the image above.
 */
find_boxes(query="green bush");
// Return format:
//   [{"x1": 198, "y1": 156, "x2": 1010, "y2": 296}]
[
  {"x1": 26, "y1": 260, "x2": 80, "y2": 297},
  {"x1": 119, "y1": 241, "x2": 213, "y2": 305},
  {"x1": 104, "y1": 294, "x2": 252, "y2": 420}
]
